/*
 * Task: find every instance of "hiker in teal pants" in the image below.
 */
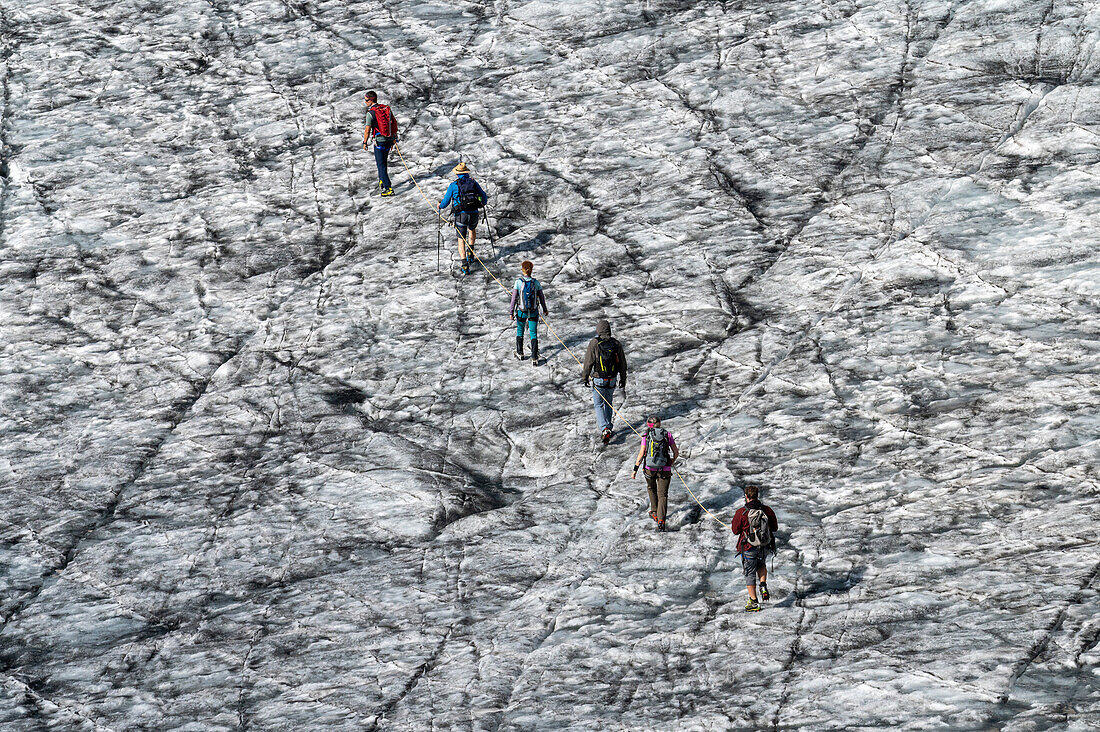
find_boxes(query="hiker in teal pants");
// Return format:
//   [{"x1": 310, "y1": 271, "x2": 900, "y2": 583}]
[
  {"x1": 516, "y1": 313, "x2": 538, "y2": 340},
  {"x1": 510, "y1": 260, "x2": 549, "y2": 365}
]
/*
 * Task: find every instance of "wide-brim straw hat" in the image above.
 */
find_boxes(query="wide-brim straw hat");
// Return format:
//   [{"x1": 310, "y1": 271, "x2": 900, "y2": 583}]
[{"x1": 452, "y1": 162, "x2": 470, "y2": 175}]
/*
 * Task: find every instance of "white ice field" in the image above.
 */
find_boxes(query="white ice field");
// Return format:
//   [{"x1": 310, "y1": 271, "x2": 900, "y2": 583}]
[{"x1": 1, "y1": 0, "x2": 1098, "y2": 729}]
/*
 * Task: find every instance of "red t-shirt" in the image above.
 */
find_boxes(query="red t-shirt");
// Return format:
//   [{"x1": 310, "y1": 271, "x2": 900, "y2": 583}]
[{"x1": 730, "y1": 501, "x2": 778, "y2": 553}]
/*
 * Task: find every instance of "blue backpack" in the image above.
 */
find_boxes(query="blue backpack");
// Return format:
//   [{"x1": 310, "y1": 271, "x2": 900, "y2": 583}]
[{"x1": 520, "y1": 277, "x2": 538, "y2": 314}]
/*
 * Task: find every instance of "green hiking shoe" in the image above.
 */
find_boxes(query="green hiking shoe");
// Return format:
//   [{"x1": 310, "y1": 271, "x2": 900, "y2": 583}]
[{"x1": 745, "y1": 598, "x2": 761, "y2": 612}]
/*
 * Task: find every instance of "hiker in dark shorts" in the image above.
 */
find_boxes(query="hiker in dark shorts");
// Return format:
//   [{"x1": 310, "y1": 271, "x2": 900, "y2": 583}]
[
  {"x1": 631, "y1": 415, "x2": 679, "y2": 532},
  {"x1": 730, "y1": 485, "x2": 778, "y2": 612},
  {"x1": 438, "y1": 162, "x2": 488, "y2": 274}
]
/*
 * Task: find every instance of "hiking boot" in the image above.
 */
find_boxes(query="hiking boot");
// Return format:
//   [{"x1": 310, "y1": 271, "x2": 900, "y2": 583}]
[
  {"x1": 514, "y1": 337, "x2": 524, "y2": 360},
  {"x1": 760, "y1": 583, "x2": 769, "y2": 601},
  {"x1": 601, "y1": 428, "x2": 612, "y2": 445},
  {"x1": 380, "y1": 187, "x2": 395, "y2": 197},
  {"x1": 657, "y1": 520, "x2": 666, "y2": 532},
  {"x1": 530, "y1": 339, "x2": 539, "y2": 366},
  {"x1": 745, "y1": 598, "x2": 761, "y2": 612},
  {"x1": 649, "y1": 510, "x2": 658, "y2": 522}
]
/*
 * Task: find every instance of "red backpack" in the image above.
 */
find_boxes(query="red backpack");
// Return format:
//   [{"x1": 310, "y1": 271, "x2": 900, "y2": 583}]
[{"x1": 370, "y1": 104, "x2": 396, "y2": 138}]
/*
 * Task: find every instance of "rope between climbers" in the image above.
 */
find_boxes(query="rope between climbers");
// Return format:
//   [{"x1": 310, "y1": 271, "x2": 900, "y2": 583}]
[{"x1": 394, "y1": 144, "x2": 728, "y2": 528}]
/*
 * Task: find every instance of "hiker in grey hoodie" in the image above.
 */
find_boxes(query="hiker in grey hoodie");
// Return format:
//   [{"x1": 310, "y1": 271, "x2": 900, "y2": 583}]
[{"x1": 581, "y1": 319, "x2": 627, "y2": 444}]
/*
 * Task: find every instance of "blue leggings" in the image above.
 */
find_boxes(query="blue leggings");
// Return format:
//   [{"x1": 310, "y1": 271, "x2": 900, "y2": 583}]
[{"x1": 515, "y1": 312, "x2": 538, "y2": 339}]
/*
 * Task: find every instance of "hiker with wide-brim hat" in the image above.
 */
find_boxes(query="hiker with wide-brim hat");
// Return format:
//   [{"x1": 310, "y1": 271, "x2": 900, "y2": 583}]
[{"x1": 438, "y1": 162, "x2": 488, "y2": 275}]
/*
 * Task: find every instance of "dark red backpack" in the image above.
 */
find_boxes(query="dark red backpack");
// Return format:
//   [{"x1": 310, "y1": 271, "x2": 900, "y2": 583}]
[{"x1": 370, "y1": 104, "x2": 396, "y2": 138}]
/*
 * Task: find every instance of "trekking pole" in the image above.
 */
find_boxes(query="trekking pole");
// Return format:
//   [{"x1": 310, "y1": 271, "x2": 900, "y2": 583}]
[
  {"x1": 485, "y1": 204, "x2": 497, "y2": 259},
  {"x1": 436, "y1": 218, "x2": 442, "y2": 273}
]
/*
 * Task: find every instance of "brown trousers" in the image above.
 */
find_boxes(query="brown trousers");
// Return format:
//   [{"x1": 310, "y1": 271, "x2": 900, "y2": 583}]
[{"x1": 645, "y1": 469, "x2": 671, "y2": 522}]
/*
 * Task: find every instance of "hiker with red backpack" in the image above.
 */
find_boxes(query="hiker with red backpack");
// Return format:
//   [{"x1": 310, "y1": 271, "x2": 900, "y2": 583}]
[
  {"x1": 364, "y1": 91, "x2": 398, "y2": 197},
  {"x1": 581, "y1": 319, "x2": 627, "y2": 444},
  {"x1": 730, "y1": 485, "x2": 779, "y2": 612},
  {"x1": 510, "y1": 260, "x2": 549, "y2": 365},
  {"x1": 631, "y1": 415, "x2": 679, "y2": 531},
  {"x1": 438, "y1": 163, "x2": 488, "y2": 275}
]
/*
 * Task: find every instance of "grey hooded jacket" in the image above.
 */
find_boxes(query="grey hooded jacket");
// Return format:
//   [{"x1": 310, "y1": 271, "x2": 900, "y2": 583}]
[{"x1": 582, "y1": 319, "x2": 627, "y2": 387}]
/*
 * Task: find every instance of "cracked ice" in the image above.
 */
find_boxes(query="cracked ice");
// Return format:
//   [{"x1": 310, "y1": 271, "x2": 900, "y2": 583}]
[{"x1": 1, "y1": 0, "x2": 1098, "y2": 730}]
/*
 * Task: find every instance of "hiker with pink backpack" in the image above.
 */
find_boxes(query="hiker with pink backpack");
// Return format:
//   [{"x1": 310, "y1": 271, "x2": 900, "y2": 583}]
[
  {"x1": 631, "y1": 415, "x2": 679, "y2": 532},
  {"x1": 730, "y1": 485, "x2": 778, "y2": 612}
]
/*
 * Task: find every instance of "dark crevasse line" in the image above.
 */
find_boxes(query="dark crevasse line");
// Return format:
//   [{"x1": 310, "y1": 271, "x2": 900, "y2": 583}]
[
  {"x1": 0, "y1": 15, "x2": 380, "y2": 650},
  {"x1": 671, "y1": 1, "x2": 982, "y2": 465},
  {"x1": 365, "y1": 624, "x2": 455, "y2": 731},
  {"x1": 0, "y1": 9, "x2": 384, "y2": 677},
  {"x1": 195, "y1": 0, "x2": 384, "y2": 282},
  {"x1": 362, "y1": 411, "x2": 635, "y2": 725},
  {"x1": 647, "y1": 1, "x2": 968, "y2": 296},
  {"x1": 768, "y1": 528, "x2": 822, "y2": 731},
  {"x1": 0, "y1": 341, "x2": 246, "y2": 644},
  {"x1": 994, "y1": 558, "x2": 1100, "y2": 710},
  {"x1": 0, "y1": 670, "x2": 106, "y2": 732},
  {"x1": 0, "y1": 3, "x2": 17, "y2": 250},
  {"x1": 479, "y1": 498, "x2": 636, "y2": 731}
]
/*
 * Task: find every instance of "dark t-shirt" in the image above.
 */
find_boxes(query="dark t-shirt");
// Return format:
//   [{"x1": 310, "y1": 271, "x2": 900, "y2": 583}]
[{"x1": 731, "y1": 500, "x2": 778, "y2": 553}]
